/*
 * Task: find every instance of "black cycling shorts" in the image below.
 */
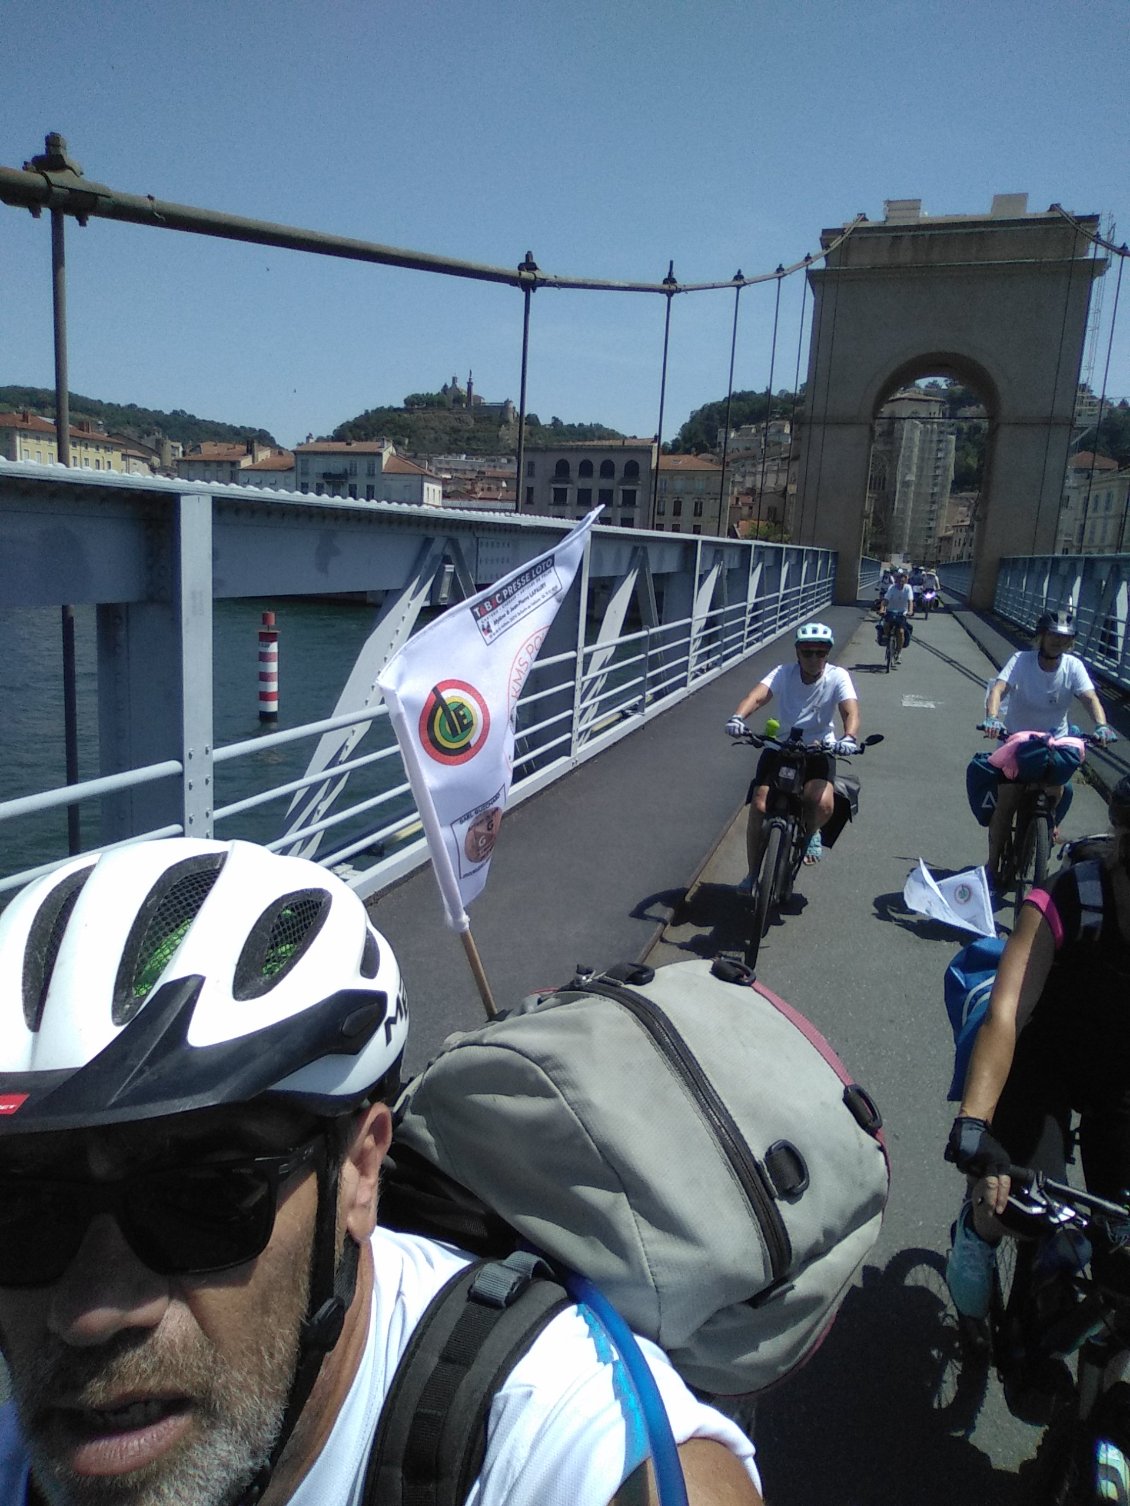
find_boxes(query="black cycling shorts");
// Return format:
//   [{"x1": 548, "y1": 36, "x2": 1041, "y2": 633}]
[{"x1": 748, "y1": 749, "x2": 835, "y2": 802}]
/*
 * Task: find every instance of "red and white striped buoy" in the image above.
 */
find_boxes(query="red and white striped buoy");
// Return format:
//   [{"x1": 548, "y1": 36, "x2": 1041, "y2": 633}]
[{"x1": 258, "y1": 610, "x2": 279, "y2": 722}]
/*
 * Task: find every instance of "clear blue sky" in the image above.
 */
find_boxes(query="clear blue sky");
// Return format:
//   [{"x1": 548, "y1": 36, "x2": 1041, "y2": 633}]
[{"x1": 3, "y1": 0, "x2": 1128, "y2": 449}]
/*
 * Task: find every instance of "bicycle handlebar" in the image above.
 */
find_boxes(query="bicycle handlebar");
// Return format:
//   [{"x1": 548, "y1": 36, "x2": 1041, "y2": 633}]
[
  {"x1": 1007, "y1": 1164, "x2": 1130, "y2": 1225},
  {"x1": 730, "y1": 731, "x2": 882, "y2": 755},
  {"x1": 976, "y1": 725, "x2": 1104, "y2": 746}
]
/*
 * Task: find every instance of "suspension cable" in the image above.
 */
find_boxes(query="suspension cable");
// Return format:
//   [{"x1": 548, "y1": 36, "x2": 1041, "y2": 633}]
[
  {"x1": 717, "y1": 274, "x2": 743, "y2": 521},
  {"x1": 755, "y1": 270, "x2": 784, "y2": 537},
  {"x1": 788, "y1": 266, "x2": 812, "y2": 541},
  {"x1": 1050, "y1": 204, "x2": 1129, "y2": 261},
  {"x1": 649, "y1": 264, "x2": 678, "y2": 527},
  {"x1": 0, "y1": 157, "x2": 866, "y2": 300}
]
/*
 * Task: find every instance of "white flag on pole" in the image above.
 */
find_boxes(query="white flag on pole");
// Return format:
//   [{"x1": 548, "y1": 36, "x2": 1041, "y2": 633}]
[
  {"x1": 378, "y1": 509, "x2": 600, "y2": 931},
  {"x1": 903, "y1": 860, "x2": 996, "y2": 938}
]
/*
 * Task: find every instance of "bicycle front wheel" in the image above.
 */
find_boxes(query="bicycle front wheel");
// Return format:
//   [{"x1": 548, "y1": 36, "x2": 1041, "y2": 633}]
[
  {"x1": 1013, "y1": 815, "x2": 1051, "y2": 925},
  {"x1": 885, "y1": 633, "x2": 894, "y2": 672},
  {"x1": 885, "y1": 1247, "x2": 990, "y2": 1434},
  {"x1": 747, "y1": 822, "x2": 785, "y2": 965}
]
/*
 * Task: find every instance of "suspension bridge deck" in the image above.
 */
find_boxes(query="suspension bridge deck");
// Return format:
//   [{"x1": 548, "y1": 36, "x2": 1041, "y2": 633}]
[{"x1": 371, "y1": 601, "x2": 1129, "y2": 1505}]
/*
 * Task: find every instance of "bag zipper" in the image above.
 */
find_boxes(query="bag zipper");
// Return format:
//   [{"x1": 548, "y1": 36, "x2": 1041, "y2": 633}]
[{"x1": 577, "y1": 978, "x2": 791, "y2": 1279}]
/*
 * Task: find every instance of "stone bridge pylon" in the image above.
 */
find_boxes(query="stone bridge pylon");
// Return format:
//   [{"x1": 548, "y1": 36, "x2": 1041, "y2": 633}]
[{"x1": 793, "y1": 194, "x2": 1105, "y2": 607}]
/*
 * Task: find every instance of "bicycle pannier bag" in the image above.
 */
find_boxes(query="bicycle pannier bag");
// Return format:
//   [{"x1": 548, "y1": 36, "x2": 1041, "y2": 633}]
[
  {"x1": 965, "y1": 751, "x2": 999, "y2": 827},
  {"x1": 821, "y1": 773, "x2": 860, "y2": 849},
  {"x1": 387, "y1": 956, "x2": 889, "y2": 1396}
]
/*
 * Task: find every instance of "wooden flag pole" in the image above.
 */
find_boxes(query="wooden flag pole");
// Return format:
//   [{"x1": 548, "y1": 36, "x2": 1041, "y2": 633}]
[{"x1": 461, "y1": 928, "x2": 499, "y2": 1020}]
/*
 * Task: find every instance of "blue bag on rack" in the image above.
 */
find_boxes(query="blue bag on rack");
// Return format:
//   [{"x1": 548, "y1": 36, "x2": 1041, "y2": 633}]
[{"x1": 943, "y1": 935, "x2": 1005, "y2": 1099}]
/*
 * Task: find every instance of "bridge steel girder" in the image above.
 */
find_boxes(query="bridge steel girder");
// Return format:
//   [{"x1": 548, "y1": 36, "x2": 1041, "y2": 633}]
[
  {"x1": 0, "y1": 463, "x2": 843, "y2": 895},
  {"x1": 793, "y1": 205, "x2": 1105, "y2": 608}
]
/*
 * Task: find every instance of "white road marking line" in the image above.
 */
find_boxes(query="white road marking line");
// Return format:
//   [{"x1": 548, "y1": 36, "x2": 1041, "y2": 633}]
[{"x1": 902, "y1": 695, "x2": 937, "y2": 708}]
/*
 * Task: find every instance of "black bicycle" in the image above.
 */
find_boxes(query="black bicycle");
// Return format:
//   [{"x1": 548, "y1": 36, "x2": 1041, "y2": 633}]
[
  {"x1": 882, "y1": 612, "x2": 910, "y2": 672},
  {"x1": 980, "y1": 728, "x2": 1096, "y2": 924},
  {"x1": 732, "y1": 727, "x2": 880, "y2": 967},
  {"x1": 905, "y1": 1168, "x2": 1130, "y2": 1503}
]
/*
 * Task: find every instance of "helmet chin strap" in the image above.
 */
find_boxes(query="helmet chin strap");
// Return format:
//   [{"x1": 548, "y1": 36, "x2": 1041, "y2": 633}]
[{"x1": 239, "y1": 1132, "x2": 360, "y2": 1506}]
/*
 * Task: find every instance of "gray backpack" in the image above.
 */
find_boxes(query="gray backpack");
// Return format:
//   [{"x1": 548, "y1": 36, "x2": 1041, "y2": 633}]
[{"x1": 386, "y1": 955, "x2": 889, "y2": 1397}]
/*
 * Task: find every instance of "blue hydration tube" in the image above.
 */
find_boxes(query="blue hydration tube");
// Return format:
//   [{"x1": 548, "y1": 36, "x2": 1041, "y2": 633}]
[{"x1": 562, "y1": 1269, "x2": 690, "y2": 1506}]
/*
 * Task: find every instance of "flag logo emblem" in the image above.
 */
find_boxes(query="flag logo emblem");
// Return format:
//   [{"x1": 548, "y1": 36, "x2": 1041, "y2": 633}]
[{"x1": 419, "y1": 680, "x2": 491, "y2": 765}]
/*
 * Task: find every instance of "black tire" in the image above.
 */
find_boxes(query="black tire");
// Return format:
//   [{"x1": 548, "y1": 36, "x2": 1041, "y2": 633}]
[
  {"x1": 746, "y1": 822, "x2": 785, "y2": 965},
  {"x1": 1013, "y1": 815, "x2": 1052, "y2": 926},
  {"x1": 885, "y1": 631, "x2": 894, "y2": 672},
  {"x1": 885, "y1": 1246, "x2": 991, "y2": 1434},
  {"x1": 754, "y1": 824, "x2": 784, "y2": 938},
  {"x1": 778, "y1": 826, "x2": 804, "y2": 905}
]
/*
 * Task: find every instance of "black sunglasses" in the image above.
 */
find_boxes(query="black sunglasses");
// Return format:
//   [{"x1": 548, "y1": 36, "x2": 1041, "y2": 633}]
[
  {"x1": 0, "y1": 1130, "x2": 324, "y2": 1288},
  {"x1": 798, "y1": 647, "x2": 829, "y2": 658}
]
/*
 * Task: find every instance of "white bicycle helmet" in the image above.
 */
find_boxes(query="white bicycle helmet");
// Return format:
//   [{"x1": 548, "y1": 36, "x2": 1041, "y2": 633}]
[
  {"x1": 1035, "y1": 609, "x2": 1076, "y2": 638},
  {"x1": 795, "y1": 622, "x2": 835, "y2": 648},
  {"x1": 0, "y1": 836, "x2": 408, "y2": 1133}
]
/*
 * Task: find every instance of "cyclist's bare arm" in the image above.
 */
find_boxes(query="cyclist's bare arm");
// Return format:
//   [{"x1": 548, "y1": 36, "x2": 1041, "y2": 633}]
[
  {"x1": 838, "y1": 697, "x2": 861, "y2": 740},
  {"x1": 1080, "y1": 688, "x2": 1109, "y2": 730},
  {"x1": 984, "y1": 679, "x2": 1009, "y2": 720},
  {"x1": 959, "y1": 903, "x2": 1055, "y2": 1212},
  {"x1": 733, "y1": 683, "x2": 773, "y2": 722},
  {"x1": 612, "y1": 1440, "x2": 764, "y2": 1505}
]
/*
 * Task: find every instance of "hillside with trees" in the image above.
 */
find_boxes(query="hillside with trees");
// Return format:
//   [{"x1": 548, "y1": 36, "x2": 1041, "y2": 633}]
[
  {"x1": 333, "y1": 397, "x2": 624, "y2": 455},
  {"x1": 1078, "y1": 400, "x2": 1130, "y2": 468},
  {"x1": 669, "y1": 389, "x2": 801, "y2": 454},
  {"x1": 0, "y1": 386, "x2": 277, "y2": 448}
]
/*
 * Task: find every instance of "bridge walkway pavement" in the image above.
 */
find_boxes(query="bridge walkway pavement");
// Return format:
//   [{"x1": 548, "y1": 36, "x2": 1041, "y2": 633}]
[{"x1": 369, "y1": 600, "x2": 1128, "y2": 1505}]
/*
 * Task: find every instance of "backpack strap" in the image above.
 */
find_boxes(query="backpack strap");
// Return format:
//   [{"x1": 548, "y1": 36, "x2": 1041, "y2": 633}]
[
  {"x1": 362, "y1": 1251, "x2": 569, "y2": 1506},
  {"x1": 1028, "y1": 859, "x2": 1106, "y2": 949},
  {"x1": 1073, "y1": 858, "x2": 1105, "y2": 940}
]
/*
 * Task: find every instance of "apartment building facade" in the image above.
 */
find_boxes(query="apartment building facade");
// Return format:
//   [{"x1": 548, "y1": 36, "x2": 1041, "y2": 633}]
[
  {"x1": 293, "y1": 439, "x2": 442, "y2": 505},
  {"x1": 0, "y1": 411, "x2": 124, "y2": 470},
  {"x1": 654, "y1": 453, "x2": 727, "y2": 535},
  {"x1": 520, "y1": 439, "x2": 657, "y2": 528}
]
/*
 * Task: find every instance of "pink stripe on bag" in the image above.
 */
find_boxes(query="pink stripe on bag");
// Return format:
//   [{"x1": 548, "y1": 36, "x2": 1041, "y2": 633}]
[
  {"x1": 1024, "y1": 888, "x2": 1064, "y2": 948},
  {"x1": 749, "y1": 978, "x2": 890, "y2": 1166}
]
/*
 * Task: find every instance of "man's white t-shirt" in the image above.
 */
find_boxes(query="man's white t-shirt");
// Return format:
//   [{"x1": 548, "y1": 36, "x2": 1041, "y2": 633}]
[
  {"x1": 758, "y1": 662, "x2": 857, "y2": 741},
  {"x1": 996, "y1": 649, "x2": 1094, "y2": 736},
  {"x1": 882, "y1": 584, "x2": 914, "y2": 614},
  {"x1": 0, "y1": 1230, "x2": 761, "y2": 1506}
]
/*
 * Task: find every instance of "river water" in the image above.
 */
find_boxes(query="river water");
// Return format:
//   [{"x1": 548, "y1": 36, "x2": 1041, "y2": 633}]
[{"x1": 0, "y1": 597, "x2": 412, "y2": 884}]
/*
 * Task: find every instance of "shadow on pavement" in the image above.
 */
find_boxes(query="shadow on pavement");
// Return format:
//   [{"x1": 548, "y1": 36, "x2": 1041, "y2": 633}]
[
  {"x1": 660, "y1": 881, "x2": 812, "y2": 960},
  {"x1": 754, "y1": 1248, "x2": 1024, "y2": 1504}
]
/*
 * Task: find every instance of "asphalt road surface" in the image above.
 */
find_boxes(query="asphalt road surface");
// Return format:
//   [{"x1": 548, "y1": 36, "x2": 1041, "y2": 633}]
[
  {"x1": 648, "y1": 607, "x2": 1121, "y2": 1506},
  {"x1": 371, "y1": 601, "x2": 1127, "y2": 1505}
]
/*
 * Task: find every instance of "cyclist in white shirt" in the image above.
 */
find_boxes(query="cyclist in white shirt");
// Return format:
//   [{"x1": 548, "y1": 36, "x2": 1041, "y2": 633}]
[
  {"x1": 879, "y1": 570, "x2": 915, "y2": 664},
  {"x1": 980, "y1": 610, "x2": 1116, "y2": 875},
  {"x1": 726, "y1": 622, "x2": 860, "y2": 874},
  {"x1": 0, "y1": 839, "x2": 764, "y2": 1506}
]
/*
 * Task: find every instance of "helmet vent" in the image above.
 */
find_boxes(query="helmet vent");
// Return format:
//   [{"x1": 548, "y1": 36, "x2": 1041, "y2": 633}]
[
  {"x1": 113, "y1": 855, "x2": 226, "y2": 1025},
  {"x1": 361, "y1": 928, "x2": 380, "y2": 979},
  {"x1": 233, "y1": 889, "x2": 330, "y2": 1000},
  {"x1": 22, "y1": 864, "x2": 96, "y2": 1031}
]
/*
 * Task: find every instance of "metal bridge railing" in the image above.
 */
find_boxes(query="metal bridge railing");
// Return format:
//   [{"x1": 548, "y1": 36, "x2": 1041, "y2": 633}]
[{"x1": 0, "y1": 466, "x2": 836, "y2": 900}]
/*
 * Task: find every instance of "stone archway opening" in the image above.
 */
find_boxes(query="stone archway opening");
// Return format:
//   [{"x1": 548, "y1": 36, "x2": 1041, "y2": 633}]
[
  {"x1": 793, "y1": 198, "x2": 1104, "y2": 606},
  {"x1": 863, "y1": 357, "x2": 996, "y2": 569}
]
